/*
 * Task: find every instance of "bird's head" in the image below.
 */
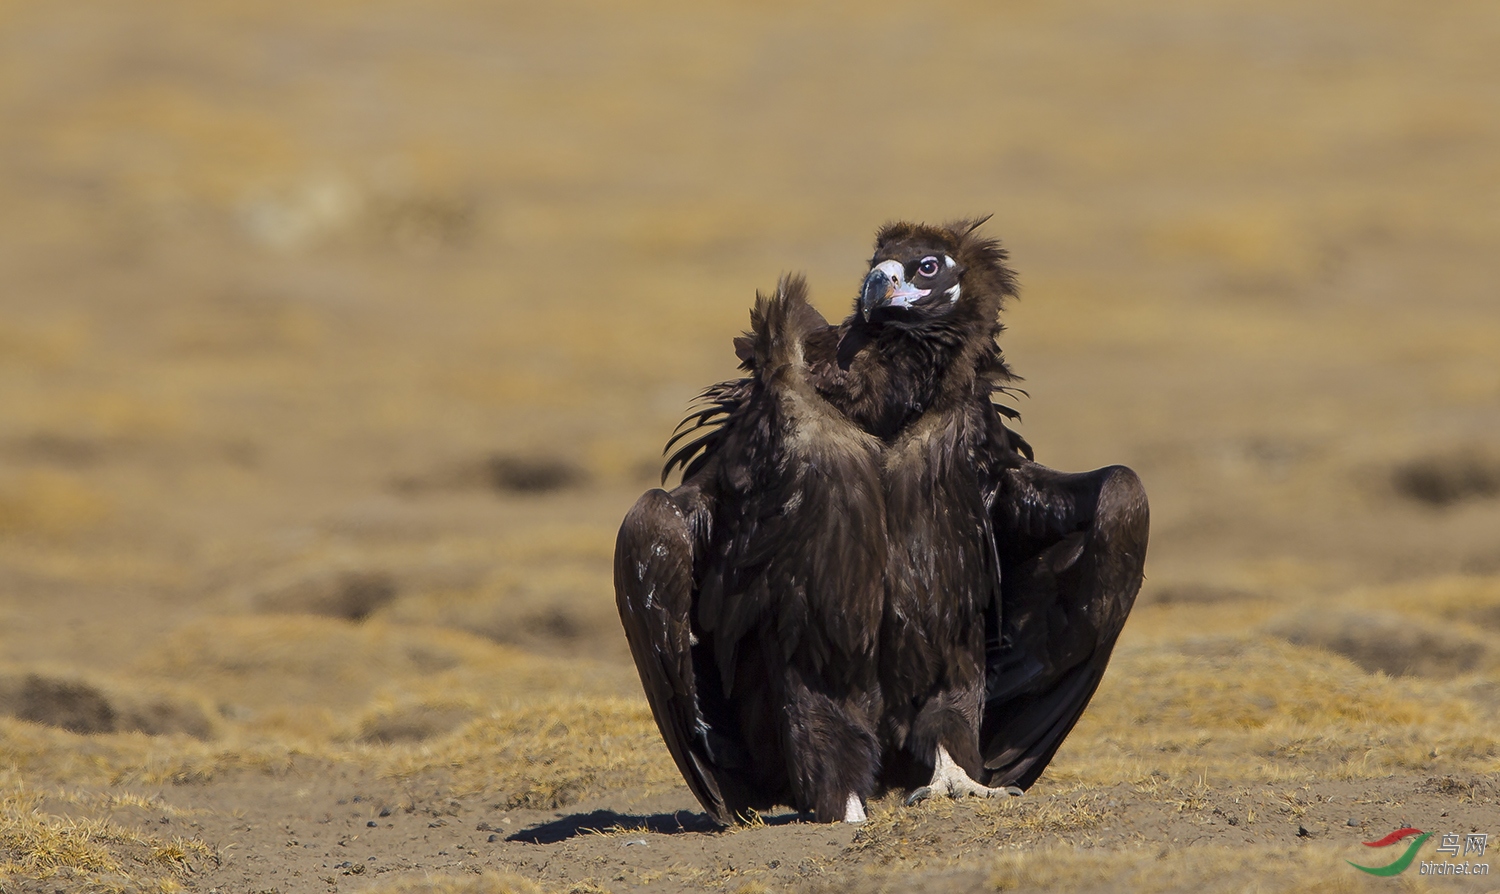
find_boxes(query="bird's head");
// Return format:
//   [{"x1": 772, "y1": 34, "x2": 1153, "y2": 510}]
[{"x1": 857, "y1": 217, "x2": 1017, "y2": 326}]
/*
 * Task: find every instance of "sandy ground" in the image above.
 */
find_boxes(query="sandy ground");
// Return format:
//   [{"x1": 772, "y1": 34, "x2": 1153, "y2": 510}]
[{"x1": 1, "y1": 1, "x2": 1498, "y2": 892}]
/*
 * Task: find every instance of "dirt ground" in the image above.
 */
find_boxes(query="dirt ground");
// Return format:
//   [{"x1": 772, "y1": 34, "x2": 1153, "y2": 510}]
[{"x1": 2, "y1": 1, "x2": 1498, "y2": 892}]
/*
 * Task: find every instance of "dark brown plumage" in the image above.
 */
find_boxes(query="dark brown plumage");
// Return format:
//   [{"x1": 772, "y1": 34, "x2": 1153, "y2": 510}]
[
  {"x1": 616, "y1": 277, "x2": 886, "y2": 824},
  {"x1": 834, "y1": 220, "x2": 1148, "y2": 800},
  {"x1": 616, "y1": 219, "x2": 1149, "y2": 823}
]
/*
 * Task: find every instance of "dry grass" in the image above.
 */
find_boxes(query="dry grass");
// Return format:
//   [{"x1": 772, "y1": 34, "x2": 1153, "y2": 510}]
[
  {"x1": 366, "y1": 872, "x2": 553, "y2": 894},
  {"x1": 1, "y1": 0, "x2": 1498, "y2": 890},
  {"x1": 3, "y1": 641, "x2": 654, "y2": 804},
  {"x1": 1044, "y1": 631, "x2": 1499, "y2": 790},
  {"x1": 381, "y1": 697, "x2": 679, "y2": 807},
  {"x1": 2, "y1": 495, "x2": 1495, "y2": 891},
  {"x1": 986, "y1": 844, "x2": 1388, "y2": 894},
  {"x1": 0, "y1": 778, "x2": 215, "y2": 893}
]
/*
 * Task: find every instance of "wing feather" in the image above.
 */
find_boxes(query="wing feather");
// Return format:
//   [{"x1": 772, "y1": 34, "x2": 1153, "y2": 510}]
[
  {"x1": 618, "y1": 276, "x2": 880, "y2": 824},
  {"x1": 981, "y1": 461, "x2": 1149, "y2": 789},
  {"x1": 615, "y1": 487, "x2": 746, "y2": 824},
  {"x1": 662, "y1": 379, "x2": 753, "y2": 484}
]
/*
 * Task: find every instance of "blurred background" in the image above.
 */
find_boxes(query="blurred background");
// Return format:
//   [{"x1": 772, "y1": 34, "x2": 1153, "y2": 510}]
[{"x1": 1, "y1": 0, "x2": 1498, "y2": 707}]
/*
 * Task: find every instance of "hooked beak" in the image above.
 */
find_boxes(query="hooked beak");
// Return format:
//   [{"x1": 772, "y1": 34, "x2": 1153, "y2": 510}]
[{"x1": 860, "y1": 260, "x2": 931, "y2": 321}]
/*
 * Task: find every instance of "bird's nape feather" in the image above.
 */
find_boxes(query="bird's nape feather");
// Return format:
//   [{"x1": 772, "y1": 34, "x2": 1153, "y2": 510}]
[{"x1": 661, "y1": 379, "x2": 751, "y2": 484}]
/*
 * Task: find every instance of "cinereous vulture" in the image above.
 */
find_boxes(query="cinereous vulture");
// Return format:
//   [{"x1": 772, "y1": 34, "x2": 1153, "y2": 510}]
[{"x1": 615, "y1": 218, "x2": 1148, "y2": 824}]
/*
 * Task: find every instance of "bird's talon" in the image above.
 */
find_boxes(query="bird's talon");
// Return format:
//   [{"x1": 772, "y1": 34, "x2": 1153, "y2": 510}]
[{"x1": 907, "y1": 746, "x2": 1024, "y2": 804}]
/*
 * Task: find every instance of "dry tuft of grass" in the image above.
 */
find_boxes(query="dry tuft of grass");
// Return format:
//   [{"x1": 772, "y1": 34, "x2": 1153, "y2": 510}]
[
  {"x1": 351, "y1": 697, "x2": 480, "y2": 745},
  {"x1": 987, "y1": 843, "x2": 1377, "y2": 894},
  {"x1": 1047, "y1": 632, "x2": 1498, "y2": 788},
  {"x1": 1272, "y1": 610, "x2": 1494, "y2": 678},
  {"x1": 0, "y1": 788, "x2": 116, "y2": 879},
  {"x1": 131, "y1": 614, "x2": 616, "y2": 732},
  {"x1": 0, "y1": 668, "x2": 219, "y2": 740},
  {"x1": 1106, "y1": 636, "x2": 1437, "y2": 730},
  {"x1": 2, "y1": 670, "x2": 662, "y2": 814},
  {"x1": 1392, "y1": 448, "x2": 1500, "y2": 507},
  {"x1": 847, "y1": 789, "x2": 1108, "y2": 874},
  {"x1": 368, "y1": 869, "x2": 549, "y2": 894},
  {"x1": 1333, "y1": 574, "x2": 1500, "y2": 633},
  {"x1": 380, "y1": 565, "x2": 625, "y2": 661},
  {"x1": 1263, "y1": 573, "x2": 1500, "y2": 680},
  {"x1": 0, "y1": 780, "x2": 215, "y2": 892},
  {"x1": 382, "y1": 697, "x2": 677, "y2": 808}
]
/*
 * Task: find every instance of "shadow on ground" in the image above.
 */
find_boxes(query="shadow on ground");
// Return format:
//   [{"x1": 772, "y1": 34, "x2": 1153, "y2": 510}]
[{"x1": 506, "y1": 807, "x2": 804, "y2": 844}]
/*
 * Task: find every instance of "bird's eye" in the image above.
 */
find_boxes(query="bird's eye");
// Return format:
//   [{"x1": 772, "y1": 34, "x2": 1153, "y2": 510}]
[{"x1": 917, "y1": 257, "x2": 940, "y2": 278}]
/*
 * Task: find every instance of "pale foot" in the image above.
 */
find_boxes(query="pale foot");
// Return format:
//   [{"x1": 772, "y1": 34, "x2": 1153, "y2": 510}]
[
  {"x1": 905, "y1": 745, "x2": 1025, "y2": 805},
  {"x1": 843, "y1": 793, "x2": 867, "y2": 823}
]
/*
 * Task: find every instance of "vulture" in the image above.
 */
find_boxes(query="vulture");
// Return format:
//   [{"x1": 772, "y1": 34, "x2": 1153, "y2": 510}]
[{"x1": 614, "y1": 219, "x2": 1149, "y2": 825}]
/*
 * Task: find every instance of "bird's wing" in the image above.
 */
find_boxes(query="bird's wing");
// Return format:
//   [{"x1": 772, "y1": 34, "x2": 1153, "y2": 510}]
[
  {"x1": 618, "y1": 277, "x2": 875, "y2": 824},
  {"x1": 979, "y1": 458, "x2": 1149, "y2": 789},
  {"x1": 614, "y1": 484, "x2": 750, "y2": 826}
]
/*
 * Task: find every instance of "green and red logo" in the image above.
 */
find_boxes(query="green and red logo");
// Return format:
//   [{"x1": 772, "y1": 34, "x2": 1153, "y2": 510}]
[{"x1": 1348, "y1": 828, "x2": 1430, "y2": 876}]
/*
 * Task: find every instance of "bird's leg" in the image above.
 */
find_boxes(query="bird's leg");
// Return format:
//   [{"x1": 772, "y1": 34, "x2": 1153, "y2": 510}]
[
  {"x1": 842, "y1": 793, "x2": 867, "y2": 824},
  {"x1": 905, "y1": 745, "x2": 1024, "y2": 805}
]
